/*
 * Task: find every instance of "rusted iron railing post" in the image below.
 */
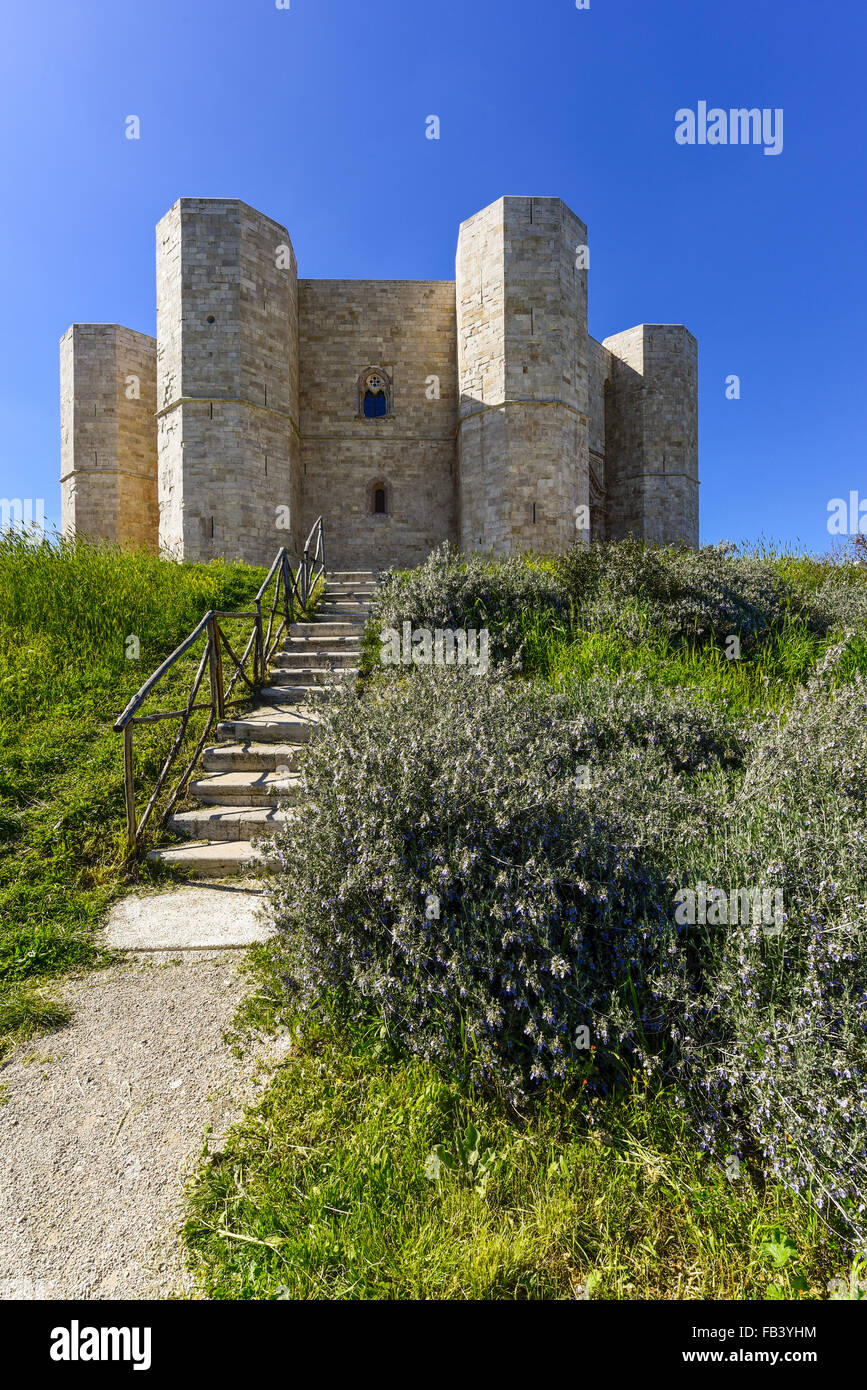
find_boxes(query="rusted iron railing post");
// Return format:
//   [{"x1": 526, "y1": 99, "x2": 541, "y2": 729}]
[
  {"x1": 207, "y1": 615, "x2": 225, "y2": 720},
  {"x1": 123, "y1": 723, "x2": 137, "y2": 854},
  {"x1": 113, "y1": 532, "x2": 324, "y2": 857},
  {"x1": 254, "y1": 597, "x2": 263, "y2": 686}
]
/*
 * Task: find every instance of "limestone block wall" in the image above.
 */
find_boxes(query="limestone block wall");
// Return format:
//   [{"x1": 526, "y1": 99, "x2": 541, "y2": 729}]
[
  {"x1": 603, "y1": 324, "x2": 699, "y2": 546},
  {"x1": 586, "y1": 335, "x2": 612, "y2": 539},
  {"x1": 602, "y1": 325, "x2": 645, "y2": 540},
  {"x1": 454, "y1": 197, "x2": 506, "y2": 551},
  {"x1": 639, "y1": 326, "x2": 698, "y2": 546},
  {"x1": 60, "y1": 325, "x2": 158, "y2": 547},
  {"x1": 298, "y1": 280, "x2": 457, "y2": 571},
  {"x1": 456, "y1": 196, "x2": 589, "y2": 554},
  {"x1": 156, "y1": 199, "x2": 300, "y2": 566}
]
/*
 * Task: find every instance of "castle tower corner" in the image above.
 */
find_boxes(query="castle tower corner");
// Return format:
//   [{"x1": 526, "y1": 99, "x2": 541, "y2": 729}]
[
  {"x1": 602, "y1": 324, "x2": 698, "y2": 546},
  {"x1": 455, "y1": 195, "x2": 590, "y2": 555},
  {"x1": 156, "y1": 198, "x2": 301, "y2": 565},
  {"x1": 60, "y1": 324, "x2": 158, "y2": 548}
]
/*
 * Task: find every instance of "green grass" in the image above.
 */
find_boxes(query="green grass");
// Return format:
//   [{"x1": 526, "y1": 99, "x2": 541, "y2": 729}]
[
  {"x1": 514, "y1": 547, "x2": 867, "y2": 712},
  {"x1": 0, "y1": 982, "x2": 71, "y2": 1044},
  {"x1": 0, "y1": 530, "x2": 271, "y2": 1056},
  {"x1": 520, "y1": 617, "x2": 867, "y2": 713},
  {"x1": 186, "y1": 997, "x2": 853, "y2": 1300}
]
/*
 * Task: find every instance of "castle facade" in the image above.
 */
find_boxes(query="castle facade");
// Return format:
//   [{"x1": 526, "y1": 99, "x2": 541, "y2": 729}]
[{"x1": 60, "y1": 195, "x2": 698, "y2": 570}]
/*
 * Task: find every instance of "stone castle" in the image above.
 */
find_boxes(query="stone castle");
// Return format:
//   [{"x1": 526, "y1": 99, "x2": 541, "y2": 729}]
[{"x1": 60, "y1": 195, "x2": 698, "y2": 571}]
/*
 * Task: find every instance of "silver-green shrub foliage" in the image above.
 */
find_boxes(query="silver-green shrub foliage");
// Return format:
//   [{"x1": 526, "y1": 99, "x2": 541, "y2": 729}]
[
  {"x1": 809, "y1": 576, "x2": 867, "y2": 634},
  {"x1": 560, "y1": 538, "x2": 812, "y2": 646},
  {"x1": 266, "y1": 668, "x2": 721, "y2": 1097},
  {"x1": 372, "y1": 543, "x2": 570, "y2": 661},
  {"x1": 659, "y1": 658, "x2": 867, "y2": 1234},
  {"x1": 373, "y1": 538, "x2": 828, "y2": 666},
  {"x1": 267, "y1": 543, "x2": 867, "y2": 1240},
  {"x1": 265, "y1": 665, "x2": 755, "y2": 1104}
]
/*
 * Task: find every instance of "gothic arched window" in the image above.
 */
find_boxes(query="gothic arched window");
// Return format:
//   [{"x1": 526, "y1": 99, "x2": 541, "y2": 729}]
[
  {"x1": 358, "y1": 367, "x2": 393, "y2": 420},
  {"x1": 374, "y1": 486, "x2": 387, "y2": 514}
]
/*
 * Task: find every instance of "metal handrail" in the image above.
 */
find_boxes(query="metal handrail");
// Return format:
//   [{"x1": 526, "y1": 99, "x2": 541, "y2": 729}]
[{"x1": 115, "y1": 519, "x2": 325, "y2": 855}]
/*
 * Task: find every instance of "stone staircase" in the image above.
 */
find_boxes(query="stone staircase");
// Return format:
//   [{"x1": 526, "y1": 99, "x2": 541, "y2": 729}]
[{"x1": 148, "y1": 571, "x2": 375, "y2": 877}]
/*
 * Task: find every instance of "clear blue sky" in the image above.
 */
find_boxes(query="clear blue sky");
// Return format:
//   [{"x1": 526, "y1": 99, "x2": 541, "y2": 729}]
[{"x1": 1, "y1": 0, "x2": 864, "y2": 550}]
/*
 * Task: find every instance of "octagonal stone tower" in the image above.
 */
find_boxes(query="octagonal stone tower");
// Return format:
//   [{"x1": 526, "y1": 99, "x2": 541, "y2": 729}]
[
  {"x1": 602, "y1": 323, "x2": 699, "y2": 546},
  {"x1": 456, "y1": 196, "x2": 590, "y2": 554},
  {"x1": 155, "y1": 198, "x2": 301, "y2": 565},
  {"x1": 60, "y1": 324, "x2": 158, "y2": 547}
]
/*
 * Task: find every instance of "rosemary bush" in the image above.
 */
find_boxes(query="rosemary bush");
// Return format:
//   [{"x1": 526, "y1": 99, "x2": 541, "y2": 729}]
[
  {"x1": 266, "y1": 669, "x2": 736, "y2": 1099},
  {"x1": 659, "y1": 654, "x2": 867, "y2": 1236},
  {"x1": 267, "y1": 538, "x2": 867, "y2": 1242},
  {"x1": 372, "y1": 543, "x2": 569, "y2": 662},
  {"x1": 558, "y1": 538, "x2": 811, "y2": 649}
]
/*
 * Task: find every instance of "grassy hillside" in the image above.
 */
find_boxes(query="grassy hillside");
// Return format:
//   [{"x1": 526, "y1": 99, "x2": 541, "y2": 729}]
[
  {"x1": 185, "y1": 538, "x2": 867, "y2": 1300},
  {"x1": 0, "y1": 531, "x2": 266, "y2": 1057},
  {"x1": 186, "y1": 995, "x2": 862, "y2": 1300},
  {"x1": 5, "y1": 531, "x2": 865, "y2": 1300}
]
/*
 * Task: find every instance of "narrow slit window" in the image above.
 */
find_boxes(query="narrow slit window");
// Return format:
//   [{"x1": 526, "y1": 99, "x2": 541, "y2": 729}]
[{"x1": 374, "y1": 486, "x2": 387, "y2": 515}]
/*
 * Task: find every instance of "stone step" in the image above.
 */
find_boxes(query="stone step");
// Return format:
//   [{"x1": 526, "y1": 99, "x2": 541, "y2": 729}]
[
  {"x1": 299, "y1": 610, "x2": 368, "y2": 622},
  {"x1": 202, "y1": 742, "x2": 303, "y2": 772},
  {"x1": 282, "y1": 633, "x2": 362, "y2": 649},
  {"x1": 271, "y1": 649, "x2": 358, "y2": 669},
  {"x1": 147, "y1": 840, "x2": 261, "y2": 876},
  {"x1": 259, "y1": 683, "x2": 336, "y2": 704},
  {"x1": 217, "y1": 705, "x2": 321, "y2": 744},
  {"x1": 145, "y1": 574, "x2": 378, "y2": 878},
  {"x1": 267, "y1": 667, "x2": 357, "y2": 686},
  {"x1": 188, "y1": 770, "x2": 303, "y2": 806},
  {"x1": 167, "y1": 804, "x2": 295, "y2": 842},
  {"x1": 153, "y1": 574, "x2": 374, "y2": 879},
  {"x1": 290, "y1": 620, "x2": 365, "y2": 637}
]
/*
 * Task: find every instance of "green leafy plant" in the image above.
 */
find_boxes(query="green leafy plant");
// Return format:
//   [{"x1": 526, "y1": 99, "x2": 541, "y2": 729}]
[
  {"x1": 425, "y1": 1122, "x2": 497, "y2": 1196},
  {"x1": 761, "y1": 1228, "x2": 808, "y2": 1298}
]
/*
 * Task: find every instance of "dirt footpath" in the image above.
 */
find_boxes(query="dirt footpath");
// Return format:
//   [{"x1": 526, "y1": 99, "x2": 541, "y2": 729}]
[{"x1": 0, "y1": 950, "x2": 284, "y2": 1300}]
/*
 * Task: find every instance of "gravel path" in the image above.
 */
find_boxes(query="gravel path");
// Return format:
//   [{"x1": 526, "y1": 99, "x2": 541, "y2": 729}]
[{"x1": 0, "y1": 950, "x2": 285, "y2": 1300}]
